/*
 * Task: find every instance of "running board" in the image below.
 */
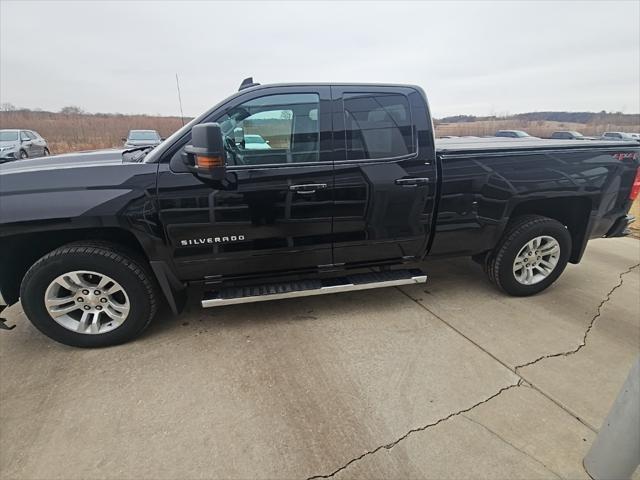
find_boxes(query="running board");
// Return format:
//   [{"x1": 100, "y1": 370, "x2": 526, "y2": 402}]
[{"x1": 201, "y1": 269, "x2": 427, "y2": 308}]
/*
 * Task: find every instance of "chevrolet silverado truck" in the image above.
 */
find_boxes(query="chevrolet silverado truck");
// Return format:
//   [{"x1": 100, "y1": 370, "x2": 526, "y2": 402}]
[{"x1": 1, "y1": 80, "x2": 639, "y2": 347}]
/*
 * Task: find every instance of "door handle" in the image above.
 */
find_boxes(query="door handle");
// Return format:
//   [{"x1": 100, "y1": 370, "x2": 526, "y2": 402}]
[
  {"x1": 290, "y1": 183, "x2": 327, "y2": 194},
  {"x1": 395, "y1": 177, "x2": 429, "y2": 187}
]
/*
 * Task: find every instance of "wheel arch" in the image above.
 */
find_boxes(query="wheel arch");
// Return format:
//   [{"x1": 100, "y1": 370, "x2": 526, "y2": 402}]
[
  {"x1": 506, "y1": 196, "x2": 592, "y2": 264},
  {"x1": 0, "y1": 227, "x2": 149, "y2": 306}
]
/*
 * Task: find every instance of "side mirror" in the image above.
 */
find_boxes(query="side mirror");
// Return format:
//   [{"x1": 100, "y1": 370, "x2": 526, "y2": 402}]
[
  {"x1": 121, "y1": 137, "x2": 127, "y2": 142},
  {"x1": 184, "y1": 123, "x2": 226, "y2": 181}
]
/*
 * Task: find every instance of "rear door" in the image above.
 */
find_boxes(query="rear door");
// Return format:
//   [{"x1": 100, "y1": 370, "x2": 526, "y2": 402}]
[
  {"x1": 20, "y1": 131, "x2": 35, "y2": 157},
  {"x1": 28, "y1": 131, "x2": 45, "y2": 156},
  {"x1": 330, "y1": 86, "x2": 437, "y2": 266}
]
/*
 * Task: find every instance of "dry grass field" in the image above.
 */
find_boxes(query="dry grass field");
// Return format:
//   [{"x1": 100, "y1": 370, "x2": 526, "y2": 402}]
[
  {"x1": 435, "y1": 119, "x2": 639, "y2": 138},
  {"x1": 0, "y1": 110, "x2": 185, "y2": 154}
]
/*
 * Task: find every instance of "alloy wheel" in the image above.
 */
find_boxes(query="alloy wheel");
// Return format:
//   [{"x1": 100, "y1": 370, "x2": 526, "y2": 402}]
[
  {"x1": 44, "y1": 270, "x2": 130, "y2": 334},
  {"x1": 512, "y1": 235, "x2": 561, "y2": 285}
]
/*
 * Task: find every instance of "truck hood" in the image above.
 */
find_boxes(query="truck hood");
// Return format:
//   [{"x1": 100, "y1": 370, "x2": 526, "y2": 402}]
[
  {"x1": 0, "y1": 148, "x2": 159, "y2": 226},
  {"x1": 0, "y1": 149, "x2": 125, "y2": 174}
]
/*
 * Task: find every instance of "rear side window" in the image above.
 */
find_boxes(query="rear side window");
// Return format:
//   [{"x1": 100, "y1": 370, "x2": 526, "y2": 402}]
[{"x1": 343, "y1": 93, "x2": 413, "y2": 160}]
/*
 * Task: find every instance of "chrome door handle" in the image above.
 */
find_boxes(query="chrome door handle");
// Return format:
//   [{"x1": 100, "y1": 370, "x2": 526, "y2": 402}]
[
  {"x1": 395, "y1": 177, "x2": 429, "y2": 187},
  {"x1": 290, "y1": 183, "x2": 327, "y2": 194}
]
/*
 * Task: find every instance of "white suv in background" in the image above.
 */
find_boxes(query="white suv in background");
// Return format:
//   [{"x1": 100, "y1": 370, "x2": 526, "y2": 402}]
[
  {"x1": 600, "y1": 132, "x2": 638, "y2": 142},
  {"x1": 0, "y1": 129, "x2": 50, "y2": 162}
]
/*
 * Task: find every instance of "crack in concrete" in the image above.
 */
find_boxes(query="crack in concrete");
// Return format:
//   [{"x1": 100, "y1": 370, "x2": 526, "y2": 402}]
[
  {"x1": 306, "y1": 380, "x2": 522, "y2": 480},
  {"x1": 514, "y1": 263, "x2": 639, "y2": 373},
  {"x1": 308, "y1": 261, "x2": 638, "y2": 479},
  {"x1": 398, "y1": 277, "x2": 598, "y2": 432},
  {"x1": 460, "y1": 415, "x2": 563, "y2": 480}
]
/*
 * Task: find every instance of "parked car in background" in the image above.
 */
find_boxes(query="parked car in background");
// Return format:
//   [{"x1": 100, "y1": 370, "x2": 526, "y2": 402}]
[
  {"x1": 550, "y1": 131, "x2": 590, "y2": 140},
  {"x1": 243, "y1": 134, "x2": 272, "y2": 150},
  {"x1": 600, "y1": 132, "x2": 638, "y2": 142},
  {"x1": 123, "y1": 130, "x2": 162, "y2": 148},
  {"x1": 495, "y1": 130, "x2": 535, "y2": 138},
  {"x1": 0, "y1": 129, "x2": 49, "y2": 162}
]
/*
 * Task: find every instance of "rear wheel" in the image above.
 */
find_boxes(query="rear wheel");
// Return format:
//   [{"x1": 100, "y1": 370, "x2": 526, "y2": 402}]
[
  {"x1": 43, "y1": 147, "x2": 50, "y2": 156},
  {"x1": 21, "y1": 243, "x2": 158, "y2": 347},
  {"x1": 486, "y1": 215, "x2": 571, "y2": 296}
]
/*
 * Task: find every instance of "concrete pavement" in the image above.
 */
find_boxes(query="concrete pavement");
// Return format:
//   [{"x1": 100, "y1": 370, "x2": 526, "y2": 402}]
[{"x1": 1, "y1": 237, "x2": 638, "y2": 479}]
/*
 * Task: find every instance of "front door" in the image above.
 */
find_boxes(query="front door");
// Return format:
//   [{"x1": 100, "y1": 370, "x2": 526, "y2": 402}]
[
  {"x1": 330, "y1": 86, "x2": 438, "y2": 266},
  {"x1": 156, "y1": 87, "x2": 335, "y2": 281}
]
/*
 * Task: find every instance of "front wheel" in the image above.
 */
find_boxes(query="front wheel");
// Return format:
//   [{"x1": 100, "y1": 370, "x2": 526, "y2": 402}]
[
  {"x1": 486, "y1": 215, "x2": 571, "y2": 296},
  {"x1": 20, "y1": 242, "x2": 158, "y2": 347},
  {"x1": 19, "y1": 150, "x2": 28, "y2": 159}
]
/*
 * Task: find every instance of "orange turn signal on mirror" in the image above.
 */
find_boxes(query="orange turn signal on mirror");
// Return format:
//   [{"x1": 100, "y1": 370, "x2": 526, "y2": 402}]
[{"x1": 196, "y1": 155, "x2": 224, "y2": 169}]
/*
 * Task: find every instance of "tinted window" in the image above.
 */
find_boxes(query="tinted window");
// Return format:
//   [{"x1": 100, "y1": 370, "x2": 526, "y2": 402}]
[
  {"x1": 496, "y1": 131, "x2": 515, "y2": 138},
  {"x1": 343, "y1": 93, "x2": 413, "y2": 160},
  {"x1": 20, "y1": 131, "x2": 31, "y2": 141},
  {"x1": 0, "y1": 131, "x2": 19, "y2": 141},
  {"x1": 217, "y1": 93, "x2": 320, "y2": 165}
]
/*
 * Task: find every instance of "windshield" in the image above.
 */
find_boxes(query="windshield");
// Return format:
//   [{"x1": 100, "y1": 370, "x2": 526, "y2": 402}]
[
  {"x1": 128, "y1": 131, "x2": 158, "y2": 140},
  {"x1": 0, "y1": 131, "x2": 19, "y2": 141},
  {"x1": 245, "y1": 135, "x2": 264, "y2": 144}
]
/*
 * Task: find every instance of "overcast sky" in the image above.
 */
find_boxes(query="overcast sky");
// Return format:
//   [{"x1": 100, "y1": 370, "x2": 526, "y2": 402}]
[{"x1": 1, "y1": 0, "x2": 639, "y2": 118}]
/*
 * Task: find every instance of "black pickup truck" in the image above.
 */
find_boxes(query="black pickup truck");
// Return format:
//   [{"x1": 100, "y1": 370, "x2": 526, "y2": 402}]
[{"x1": 1, "y1": 80, "x2": 639, "y2": 347}]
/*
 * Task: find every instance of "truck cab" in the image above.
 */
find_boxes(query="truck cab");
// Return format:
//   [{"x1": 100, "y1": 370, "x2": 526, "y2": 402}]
[{"x1": 153, "y1": 84, "x2": 437, "y2": 280}]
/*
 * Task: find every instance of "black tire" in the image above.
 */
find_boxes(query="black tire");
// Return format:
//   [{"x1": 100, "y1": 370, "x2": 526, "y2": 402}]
[
  {"x1": 43, "y1": 147, "x2": 50, "y2": 156},
  {"x1": 20, "y1": 242, "x2": 157, "y2": 347},
  {"x1": 19, "y1": 149, "x2": 28, "y2": 159},
  {"x1": 486, "y1": 215, "x2": 571, "y2": 296}
]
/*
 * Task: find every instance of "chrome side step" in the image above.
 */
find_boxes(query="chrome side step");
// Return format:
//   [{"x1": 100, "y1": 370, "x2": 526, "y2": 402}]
[{"x1": 201, "y1": 269, "x2": 427, "y2": 308}]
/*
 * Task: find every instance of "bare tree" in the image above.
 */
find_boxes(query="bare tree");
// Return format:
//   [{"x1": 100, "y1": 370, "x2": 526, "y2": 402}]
[{"x1": 60, "y1": 106, "x2": 85, "y2": 115}]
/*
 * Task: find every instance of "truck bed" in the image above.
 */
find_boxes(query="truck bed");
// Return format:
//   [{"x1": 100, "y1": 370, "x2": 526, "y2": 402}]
[{"x1": 435, "y1": 137, "x2": 639, "y2": 155}]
